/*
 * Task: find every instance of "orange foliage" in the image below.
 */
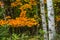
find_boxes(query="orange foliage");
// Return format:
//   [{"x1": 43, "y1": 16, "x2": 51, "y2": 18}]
[
  {"x1": 5, "y1": 16, "x2": 11, "y2": 19},
  {"x1": 19, "y1": 4, "x2": 32, "y2": 11},
  {"x1": 0, "y1": 1, "x2": 4, "y2": 6},
  {"x1": 0, "y1": 0, "x2": 38, "y2": 27},
  {"x1": 29, "y1": 0, "x2": 37, "y2": 5},
  {"x1": 0, "y1": 1, "x2": 2, "y2": 6},
  {"x1": 56, "y1": 16, "x2": 60, "y2": 22},
  {"x1": 8, "y1": 17, "x2": 38, "y2": 27},
  {"x1": 11, "y1": 0, "x2": 22, "y2": 7},
  {"x1": 20, "y1": 11, "x2": 26, "y2": 17},
  {"x1": 0, "y1": 20, "x2": 7, "y2": 25},
  {"x1": 0, "y1": 10, "x2": 38, "y2": 27}
]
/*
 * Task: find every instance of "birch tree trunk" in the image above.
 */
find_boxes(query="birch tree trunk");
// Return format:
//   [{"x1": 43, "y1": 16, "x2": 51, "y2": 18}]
[
  {"x1": 46, "y1": 0, "x2": 56, "y2": 40},
  {"x1": 40, "y1": 0, "x2": 48, "y2": 40}
]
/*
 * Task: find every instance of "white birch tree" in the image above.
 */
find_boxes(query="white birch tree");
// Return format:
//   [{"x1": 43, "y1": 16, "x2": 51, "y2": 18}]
[
  {"x1": 46, "y1": 0, "x2": 56, "y2": 40},
  {"x1": 40, "y1": 0, "x2": 48, "y2": 40}
]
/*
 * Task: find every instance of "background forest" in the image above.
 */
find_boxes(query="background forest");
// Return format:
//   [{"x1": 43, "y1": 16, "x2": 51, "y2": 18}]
[{"x1": 0, "y1": 0, "x2": 60, "y2": 40}]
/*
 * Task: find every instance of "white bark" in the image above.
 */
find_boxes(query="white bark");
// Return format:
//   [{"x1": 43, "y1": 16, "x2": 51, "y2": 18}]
[
  {"x1": 40, "y1": 0, "x2": 48, "y2": 40},
  {"x1": 46, "y1": 0, "x2": 56, "y2": 40}
]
